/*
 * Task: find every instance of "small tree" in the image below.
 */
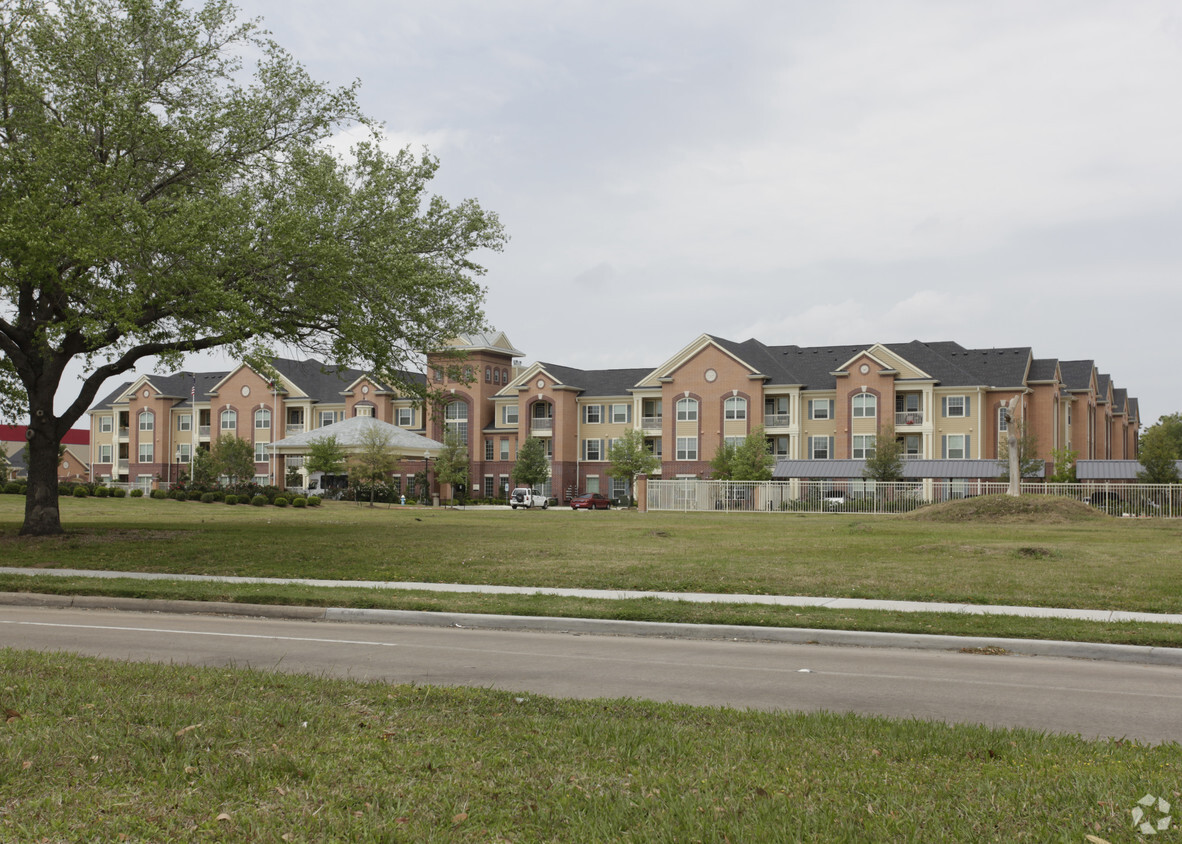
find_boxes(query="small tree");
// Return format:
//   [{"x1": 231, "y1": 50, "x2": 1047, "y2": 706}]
[
  {"x1": 709, "y1": 440, "x2": 737, "y2": 480},
  {"x1": 1144, "y1": 413, "x2": 1182, "y2": 459},
  {"x1": 863, "y1": 426, "x2": 905, "y2": 482},
  {"x1": 1049, "y1": 447, "x2": 1078, "y2": 483},
  {"x1": 212, "y1": 435, "x2": 256, "y2": 487},
  {"x1": 305, "y1": 435, "x2": 348, "y2": 481},
  {"x1": 607, "y1": 429, "x2": 659, "y2": 503},
  {"x1": 0, "y1": 443, "x2": 9, "y2": 483},
  {"x1": 190, "y1": 449, "x2": 218, "y2": 489},
  {"x1": 1137, "y1": 426, "x2": 1181, "y2": 484},
  {"x1": 285, "y1": 465, "x2": 302, "y2": 488},
  {"x1": 348, "y1": 426, "x2": 399, "y2": 506},
  {"x1": 731, "y1": 427, "x2": 776, "y2": 481},
  {"x1": 433, "y1": 431, "x2": 470, "y2": 505},
  {"x1": 513, "y1": 437, "x2": 550, "y2": 491},
  {"x1": 998, "y1": 420, "x2": 1043, "y2": 482}
]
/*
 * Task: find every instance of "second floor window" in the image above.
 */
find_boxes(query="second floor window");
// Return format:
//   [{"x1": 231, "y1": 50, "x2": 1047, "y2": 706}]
[
  {"x1": 138, "y1": 410, "x2": 153, "y2": 431},
  {"x1": 676, "y1": 398, "x2": 698, "y2": 422},
  {"x1": 852, "y1": 394, "x2": 876, "y2": 418},
  {"x1": 221, "y1": 409, "x2": 236, "y2": 430},
  {"x1": 255, "y1": 409, "x2": 271, "y2": 429},
  {"x1": 724, "y1": 397, "x2": 747, "y2": 420}
]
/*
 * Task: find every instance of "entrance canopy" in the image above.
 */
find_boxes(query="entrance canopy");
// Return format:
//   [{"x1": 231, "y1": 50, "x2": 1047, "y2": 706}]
[{"x1": 270, "y1": 416, "x2": 443, "y2": 458}]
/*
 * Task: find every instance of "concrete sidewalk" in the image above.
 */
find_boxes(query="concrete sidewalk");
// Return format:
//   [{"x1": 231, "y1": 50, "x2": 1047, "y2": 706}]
[{"x1": 3, "y1": 565, "x2": 1182, "y2": 625}]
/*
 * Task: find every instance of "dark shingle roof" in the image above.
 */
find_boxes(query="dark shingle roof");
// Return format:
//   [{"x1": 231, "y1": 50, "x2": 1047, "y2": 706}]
[
  {"x1": 535, "y1": 363, "x2": 654, "y2": 396},
  {"x1": 1058, "y1": 360, "x2": 1095, "y2": 391},
  {"x1": 1028, "y1": 358, "x2": 1059, "y2": 382}
]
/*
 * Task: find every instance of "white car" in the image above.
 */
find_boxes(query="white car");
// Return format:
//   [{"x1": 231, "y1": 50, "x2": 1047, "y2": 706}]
[{"x1": 510, "y1": 488, "x2": 548, "y2": 509}]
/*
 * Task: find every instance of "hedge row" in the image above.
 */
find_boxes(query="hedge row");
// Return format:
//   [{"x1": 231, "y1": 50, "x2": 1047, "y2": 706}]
[{"x1": 2, "y1": 482, "x2": 319, "y2": 507}]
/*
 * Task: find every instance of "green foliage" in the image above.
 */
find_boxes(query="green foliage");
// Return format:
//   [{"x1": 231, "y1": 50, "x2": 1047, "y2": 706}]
[
  {"x1": 308, "y1": 496, "x2": 322, "y2": 507},
  {"x1": 305, "y1": 435, "x2": 348, "y2": 477},
  {"x1": 4, "y1": 481, "x2": 20, "y2": 494},
  {"x1": 293, "y1": 497, "x2": 307, "y2": 508},
  {"x1": 432, "y1": 431, "x2": 470, "y2": 502},
  {"x1": 1144, "y1": 413, "x2": 1182, "y2": 459},
  {"x1": 285, "y1": 466, "x2": 303, "y2": 488},
  {"x1": 200, "y1": 492, "x2": 217, "y2": 504},
  {"x1": 212, "y1": 435, "x2": 256, "y2": 487},
  {"x1": 72, "y1": 486, "x2": 88, "y2": 498},
  {"x1": 1049, "y1": 447, "x2": 1078, "y2": 483},
  {"x1": 274, "y1": 497, "x2": 289, "y2": 507},
  {"x1": 251, "y1": 494, "x2": 268, "y2": 507},
  {"x1": 224, "y1": 495, "x2": 237, "y2": 506},
  {"x1": 607, "y1": 429, "x2": 660, "y2": 488},
  {"x1": 710, "y1": 429, "x2": 774, "y2": 482},
  {"x1": 150, "y1": 489, "x2": 166, "y2": 500},
  {"x1": 94, "y1": 486, "x2": 109, "y2": 498},
  {"x1": 512, "y1": 437, "x2": 550, "y2": 489},
  {"x1": 190, "y1": 449, "x2": 219, "y2": 489},
  {"x1": 0, "y1": 0, "x2": 505, "y2": 536},
  {"x1": 1137, "y1": 426, "x2": 1181, "y2": 484},
  {"x1": 173, "y1": 491, "x2": 188, "y2": 502},
  {"x1": 0, "y1": 442, "x2": 8, "y2": 482},
  {"x1": 111, "y1": 487, "x2": 127, "y2": 498},
  {"x1": 347, "y1": 425, "x2": 400, "y2": 506},
  {"x1": 862, "y1": 426, "x2": 905, "y2": 482}
]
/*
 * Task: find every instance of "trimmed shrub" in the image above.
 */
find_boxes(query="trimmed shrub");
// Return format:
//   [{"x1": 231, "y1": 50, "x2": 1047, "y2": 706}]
[
  {"x1": 224, "y1": 494, "x2": 237, "y2": 505},
  {"x1": 72, "y1": 486, "x2": 88, "y2": 497},
  {"x1": 292, "y1": 497, "x2": 307, "y2": 508},
  {"x1": 210, "y1": 491, "x2": 225, "y2": 502},
  {"x1": 273, "y1": 496, "x2": 288, "y2": 507},
  {"x1": 95, "y1": 486, "x2": 109, "y2": 498},
  {"x1": 307, "y1": 496, "x2": 322, "y2": 507},
  {"x1": 5, "y1": 481, "x2": 22, "y2": 494},
  {"x1": 200, "y1": 492, "x2": 216, "y2": 503},
  {"x1": 129, "y1": 488, "x2": 144, "y2": 498},
  {"x1": 174, "y1": 490, "x2": 189, "y2": 502},
  {"x1": 111, "y1": 487, "x2": 127, "y2": 498},
  {"x1": 150, "y1": 489, "x2": 166, "y2": 499},
  {"x1": 251, "y1": 494, "x2": 267, "y2": 507}
]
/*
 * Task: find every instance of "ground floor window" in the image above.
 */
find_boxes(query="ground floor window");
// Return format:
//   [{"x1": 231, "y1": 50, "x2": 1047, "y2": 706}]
[
  {"x1": 585, "y1": 475, "x2": 600, "y2": 493},
  {"x1": 484, "y1": 475, "x2": 495, "y2": 498},
  {"x1": 852, "y1": 434, "x2": 876, "y2": 459},
  {"x1": 676, "y1": 437, "x2": 697, "y2": 460},
  {"x1": 611, "y1": 477, "x2": 629, "y2": 501}
]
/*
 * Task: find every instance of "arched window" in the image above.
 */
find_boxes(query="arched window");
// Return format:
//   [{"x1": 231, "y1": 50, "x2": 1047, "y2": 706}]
[
  {"x1": 138, "y1": 409, "x2": 154, "y2": 431},
  {"x1": 502, "y1": 369, "x2": 509, "y2": 384},
  {"x1": 220, "y1": 409, "x2": 237, "y2": 430},
  {"x1": 445, "y1": 400, "x2": 468, "y2": 443},
  {"x1": 852, "y1": 394, "x2": 877, "y2": 418},
  {"x1": 676, "y1": 398, "x2": 698, "y2": 421},
  {"x1": 485, "y1": 366, "x2": 492, "y2": 383},
  {"x1": 493, "y1": 368, "x2": 500, "y2": 385},
  {"x1": 254, "y1": 408, "x2": 271, "y2": 429},
  {"x1": 724, "y1": 397, "x2": 747, "y2": 420}
]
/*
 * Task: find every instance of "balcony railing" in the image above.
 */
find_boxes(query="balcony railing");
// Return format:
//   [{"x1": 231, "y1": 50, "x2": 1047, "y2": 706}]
[
  {"x1": 641, "y1": 415, "x2": 663, "y2": 429},
  {"x1": 763, "y1": 414, "x2": 791, "y2": 428},
  {"x1": 286, "y1": 424, "x2": 305, "y2": 435},
  {"x1": 117, "y1": 460, "x2": 129, "y2": 472},
  {"x1": 896, "y1": 412, "x2": 924, "y2": 426},
  {"x1": 118, "y1": 427, "x2": 129, "y2": 438},
  {"x1": 198, "y1": 425, "x2": 211, "y2": 437},
  {"x1": 531, "y1": 418, "x2": 553, "y2": 431}
]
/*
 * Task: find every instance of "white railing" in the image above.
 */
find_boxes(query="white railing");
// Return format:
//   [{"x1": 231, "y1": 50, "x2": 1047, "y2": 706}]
[
  {"x1": 896, "y1": 412, "x2": 924, "y2": 426},
  {"x1": 646, "y1": 480, "x2": 1182, "y2": 517},
  {"x1": 641, "y1": 416, "x2": 663, "y2": 429},
  {"x1": 763, "y1": 414, "x2": 791, "y2": 428},
  {"x1": 198, "y1": 425, "x2": 211, "y2": 437},
  {"x1": 531, "y1": 418, "x2": 553, "y2": 431},
  {"x1": 286, "y1": 424, "x2": 305, "y2": 435}
]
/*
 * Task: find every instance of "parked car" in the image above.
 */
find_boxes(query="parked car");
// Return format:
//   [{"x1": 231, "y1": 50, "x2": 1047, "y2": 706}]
[
  {"x1": 510, "y1": 488, "x2": 548, "y2": 509},
  {"x1": 570, "y1": 492, "x2": 611, "y2": 510}
]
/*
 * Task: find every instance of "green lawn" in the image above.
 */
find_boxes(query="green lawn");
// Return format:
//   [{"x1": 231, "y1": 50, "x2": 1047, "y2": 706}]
[
  {"x1": 1, "y1": 649, "x2": 1176, "y2": 843},
  {"x1": 2, "y1": 496, "x2": 1181, "y2": 647}
]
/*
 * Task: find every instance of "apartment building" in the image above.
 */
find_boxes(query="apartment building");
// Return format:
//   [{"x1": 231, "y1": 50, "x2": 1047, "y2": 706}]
[{"x1": 87, "y1": 331, "x2": 1142, "y2": 499}]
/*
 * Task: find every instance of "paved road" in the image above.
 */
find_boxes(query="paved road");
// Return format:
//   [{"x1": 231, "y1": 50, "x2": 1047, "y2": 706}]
[{"x1": 4, "y1": 604, "x2": 1180, "y2": 743}]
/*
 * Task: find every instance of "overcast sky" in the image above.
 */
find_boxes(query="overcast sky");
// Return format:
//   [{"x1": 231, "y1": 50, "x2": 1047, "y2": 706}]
[{"x1": 115, "y1": 1, "x2": 1182, "y2": 425}]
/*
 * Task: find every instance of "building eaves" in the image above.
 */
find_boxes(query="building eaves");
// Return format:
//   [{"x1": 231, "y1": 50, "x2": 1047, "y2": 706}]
[{"x1": 1058, "y1": 360, "x2": 1095, "y2": 391}]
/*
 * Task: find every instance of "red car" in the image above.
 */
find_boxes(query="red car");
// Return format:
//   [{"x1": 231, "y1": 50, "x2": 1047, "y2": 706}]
[{"x1": 570, "y1": 492, "x2": 612, "y2": 510}]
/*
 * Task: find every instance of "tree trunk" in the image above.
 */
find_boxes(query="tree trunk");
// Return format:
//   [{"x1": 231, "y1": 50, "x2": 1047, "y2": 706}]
[{"x1": 20, "y1": 422, "x2": 64, "y2": 536}]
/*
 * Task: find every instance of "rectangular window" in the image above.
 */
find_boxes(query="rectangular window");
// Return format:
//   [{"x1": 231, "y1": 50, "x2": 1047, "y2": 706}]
[
  {"x1": 676, "y1": 436, "x2": 698, "y2": 460},
  {"x1": 584, "y1": 404, "x2": 602, "y2": 424},
  {"x1": 138, "y1": 442, "x2": 153, "y2": 463},
  {"x1": 611, "y1": 477, "x2": 628, "y2": 500},
  {"x1": 852, "y1": 395, "x2": 876, "y2": 418},
  {"x1": 355, "y1": 405, "x2": 374, "y2": 417},
  {"x1": 586, "y1": 475, "x2": 600, "y2": 494},
  {"x1": 177, "y1": 414, "x2": 192, "y2": 431},
  {"x1": 767, "y1": 436, "x2": 789, "y2": 456},
  {"x1": 485, "y1": 439, "x2": 494, "y2": 461},
  {"x1": 396, "y1": 407, "x2": 414, "y2": 427},
  {"x1": 255, "y1": 410, "x2": 271, "y2": 428},
  {"x1": 98, "y1": 415, "x2": 113, "y2": 433},
  {"x1": 483, "y1": 476, "x2": 495, "y2": 498},
  {"x1": 502, "y1": 405, "x2": 519, "y2": 426},
  {"x1": 945, "y1": 434, "x2": 967, "y2": 459},
  {"x1": 500, "y1": 438, "x2": 510, "y2": 460},
  {"x1": 852, "y1": 434, "x2": 876, "y2": 459},
  {"x1": 645, "y1": 437, "x2": 662, "y2": 458},
  {"x1": 998, "y1": 406, "x2": 1009, "y2": 432},
  {"x1": 609, "y1": 404, "x2": 630, "y2": 424},
  {"x1": 584, "y1": 439, "x2": 603, "y2": 461},
  {"x1": 254, "y1": 442, "x2": 269, "y2": 462},
  {"x1": 98, "y1": 444, "x2": 112, "y2": 463},
  {"x1": 943, "y1": 396, "x2": 967, "y2": 418},
  {"x1": 499, "y1": 474, "x2": 510, "y2": 497},
  {"x1": 139, "y1": 413, "x2": 154, "y2": 431},
  {"x1": 809, "y1": 436, "x2": 832, "y2": 459},
  {"x1": 176, "y1": 443, "x2": 192, "y2": 462},
  {"x1": 724, "y1": 435, "x2": 744, "y2": 448},
  {"x1": 809, "y1": 399, "x2": 834, "y2": 420}
]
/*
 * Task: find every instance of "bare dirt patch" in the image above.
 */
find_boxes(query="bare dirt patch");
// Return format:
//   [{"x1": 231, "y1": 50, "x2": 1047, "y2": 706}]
[{"x1": 906, "y1": 494, "x2": 1104, "y2": 524}]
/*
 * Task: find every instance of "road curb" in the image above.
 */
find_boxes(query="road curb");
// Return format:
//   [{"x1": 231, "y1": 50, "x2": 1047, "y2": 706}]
[{"x1": 5, "y1": 591, "x2": 1181, "y2": 666}]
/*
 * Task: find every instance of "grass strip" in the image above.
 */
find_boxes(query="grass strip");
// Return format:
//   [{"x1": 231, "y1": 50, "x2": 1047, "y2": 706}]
[
  {"x1": 1, "y1": 649, "x2": 1177, "y2": 842},
  {"x1": 4, "y1": 573, "x2": 1182, "y2": 649}
]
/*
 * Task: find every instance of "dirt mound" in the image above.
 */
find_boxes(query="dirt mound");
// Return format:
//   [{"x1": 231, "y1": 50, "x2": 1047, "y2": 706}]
[{"x1": 906, "y1": 494, "x2": 1105, "y2": 524}]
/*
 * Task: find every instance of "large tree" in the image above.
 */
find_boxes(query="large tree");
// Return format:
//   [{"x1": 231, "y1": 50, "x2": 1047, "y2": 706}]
[
  {"x1": 211, "y1": 433, "x2": 254, "y2": 488},
  {"x1": 606, "y1": 429, "x2": 659, "y2": 504},
  {"x1": 1137, "y1": 426, "x2": 1180, "y2": 484},
  {"x1": 512, "y1": 437, "x2": 549, "y2": 490},
  {"x1": 432, "y1": 430, "x2": 470, "y2": 504},
  {"x1": 347, "y1": 425, "x2": 399, "y2": 507},
  {"x1": 0, "y1": 0, "x2": 505, "y2": 535},
  {"x1": 709, "y1": 429, "x2": 773, "y2": 482},
  {"x1": 1144, "y1": 413, "x2": 1182, "y2": 460}
]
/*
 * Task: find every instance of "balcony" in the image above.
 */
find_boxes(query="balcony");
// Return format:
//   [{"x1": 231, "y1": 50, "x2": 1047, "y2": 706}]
[
  {"x1": 117, "y1": 460, "x2": 129, "y2": 472},
  {"x1": 641, "y1": 415, "x2": 663, "y2": 430},
  {"x1": 118, "y1": 427, "x2": 129, "y2": 439},
  {"x1": 896, "y1": 411, "x2": 924, "y2": 427},
  {"x1": 763, "y1": 414, "x2": 791, "y2": 428},
  {"x1": 198, "y1": 425, "x2": 211, "y2": 437},
  {"x1": 530, "y1": 418, "x2": 553, "y2": 432},
  {"x1": 286, "y1": 424, "x2": 305, "y2": 435}
]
